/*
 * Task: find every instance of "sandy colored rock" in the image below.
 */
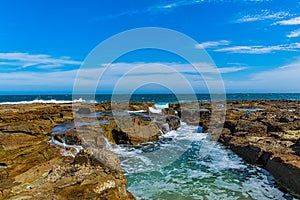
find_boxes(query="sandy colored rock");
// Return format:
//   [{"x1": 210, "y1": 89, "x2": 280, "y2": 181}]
[{"x1": 0, "y1": 103, "x2": 135, "y2": 200}]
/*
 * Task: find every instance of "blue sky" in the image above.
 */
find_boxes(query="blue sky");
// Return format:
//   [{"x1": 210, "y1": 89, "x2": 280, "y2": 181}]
[{"x1": 0, "y1": 0, "x2": 300, "y2": 94}]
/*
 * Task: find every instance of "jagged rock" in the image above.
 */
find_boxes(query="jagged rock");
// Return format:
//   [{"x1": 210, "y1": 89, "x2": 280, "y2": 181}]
[
  {"x1": 53, "y1": 129, "x2": 82, "y2": 146},
  {"x1": 235, "y1": 120, "x2": 268, "y2": 136},
  {"x1": 166, "y1": 116, "x2": 181, "y2": 130},
  {"x1": 162, "y1": 108, "x2": 175, "y2": 116},
  {"x1": 99, "y1": 117, "x2": 161, "y2": 145},
  {"x1": 77, "y1": 107, "x2": 92, "y2": 115},
  {"x1": 112, "y1": 129, "x2": 131, "y2": 145},
  {"x1": 169, "y1": 100, "x2": 300, "y2": 198},
  {"x1": 266, "y1": 156, "x2": 300, "y2": 198},
  {"x1": 292, "y1": 138, "x2": 300, "y2": 156},
  {"x1": 74, "y1": 148, "x2": 121, "y2": 172},
  {"x1": 216, "y1": 100, "x2": 300, "y2": 198}
]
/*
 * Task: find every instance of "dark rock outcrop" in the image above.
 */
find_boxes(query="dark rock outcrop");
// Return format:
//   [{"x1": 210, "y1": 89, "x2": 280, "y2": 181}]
[
  {"x1": 292, "y1": 138, "x2": 300, "y2": 156},
  {"x1": 166, "y1": 116, "x2": 181, "y2": 130}
]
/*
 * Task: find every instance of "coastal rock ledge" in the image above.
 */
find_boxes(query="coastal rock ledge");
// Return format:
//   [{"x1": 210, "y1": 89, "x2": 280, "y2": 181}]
[
  {"x1": 0, "y1": 103, "x2": 135, "y2": 200},
  {"x1": 1, "y1": 100, "x2": 300, "y2": 199}
]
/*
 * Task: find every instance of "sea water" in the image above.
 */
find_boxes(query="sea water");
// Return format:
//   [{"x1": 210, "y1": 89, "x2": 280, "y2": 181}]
[
  {"x1": 1, "y1": 93, "x2": 300, "y2": 104},
  {"x1": 111, "y1": 123, "x2": 296, "y2": 200}
]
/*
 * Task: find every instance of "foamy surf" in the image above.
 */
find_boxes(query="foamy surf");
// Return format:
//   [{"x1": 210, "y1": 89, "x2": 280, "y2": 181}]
[
  {"x1": 149, "y1": 103, "x2": 169, "y2": 114},
  {"x1": 111, "y1": 123, "x2": 208, "y2": 174},
  {"x1": 111, "y1": 123, "x2": 296, "y2": 200},
  {"x1": 0, "y1": 98, "x2": 93, "y2": 105}
]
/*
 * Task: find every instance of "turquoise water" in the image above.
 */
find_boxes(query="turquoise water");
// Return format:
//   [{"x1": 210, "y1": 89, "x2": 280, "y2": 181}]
[{"x1": 112, "y1": 123, "x2": 296, "y2": 200}]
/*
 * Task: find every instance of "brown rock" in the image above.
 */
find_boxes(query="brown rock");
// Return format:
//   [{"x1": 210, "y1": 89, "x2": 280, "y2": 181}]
[
  {"x1": 53, "y1": 129, "x2": 82, "y2": 146},
  {"x1": 99, "y1": 117, "x2": 162, "y2": 145},
  {"x1": 0, "y1": 103, "x2": 135, "y2": 200},
  {"x1": 217, "y1": 100, "x2": 300, "y2": 198},
  {"x1": 266, "y1": 156, "x2": 300, "y2": 198},
  {"x1": 77, "y1": 107, "x2": 92, "y2": 115},
  {"x1": 235, "y1": 120, "x2": 267, "y2": 136},
  {"x1": 292, "y1": 138, "x2": 300, "y2": 156},
  {"x1": 166, "y1": 116, "x2": 181, "y2": 130}
]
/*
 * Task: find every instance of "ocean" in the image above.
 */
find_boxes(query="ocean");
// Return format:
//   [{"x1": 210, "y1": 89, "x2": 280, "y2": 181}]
[
  {"x1": 1, "y1": 93, "x2": 300, "y2": 199},
  {"x1": 1, "y1": 93, "x2": 300, "y2": 104}
]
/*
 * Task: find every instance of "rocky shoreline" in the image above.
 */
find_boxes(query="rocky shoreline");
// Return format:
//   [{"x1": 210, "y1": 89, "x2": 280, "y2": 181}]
[
  {"x1": 170, "y1": 100, "x2": 300, "y2": 198},
  {"x1": 0, "y1": 103, "x2": 137, "y2": 200},
  {"x1": 0, "y1": 100, "x2": 300, "y2": 199}
]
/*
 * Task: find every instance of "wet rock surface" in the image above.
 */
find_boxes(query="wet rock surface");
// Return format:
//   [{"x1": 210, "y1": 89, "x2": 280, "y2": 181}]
[
  {"x1": 0, "y1": 103, "x2": 138, "y2": 200},
  {"x1": 171, "y1": 100, "x2": 300, "y2": 198}
]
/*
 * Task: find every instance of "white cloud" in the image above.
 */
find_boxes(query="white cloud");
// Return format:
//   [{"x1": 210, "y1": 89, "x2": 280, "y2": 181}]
[
  {"x1": 0, "y1": 62, "x2": 245, "y2": 93},
  {"x1": 223, "y1": 59, "x2": 300, "y2": 92},
  {"x1": 251, "y1": 60, "x2": 300, "y2": 91},
  {"x1": 237, "y1": 10, "x2": 290, "y2": 23},
  {"x1": 100, "y1": 62, "x2": 245, "y2": 75},
  {"x1": 195, "y1": 40, "x2": 231, "y2": 49},
  {"x1": 218, "y1": 67, "x2": 247, "y2": 73},
  {"x1": 274, "y1": 16, "x2": 300, "y2": 25},
  {"x1": 156, "y1": 0, "x2": 273, "y2": 10},
  {"x1": 287, "y1": 29, "x2": 300, "y2": 38},
  {"x1": 155, "y1": 0, "x2": 206, "y2": 10},
  {"x1": 0, "y1": 70, "x2": 78, "y2": 92},
  {"x1": 215, "y1": 43, "x2": 300, "y2": 54},
  {"x1": 0, "y1": 52, "x2": 81, "y2": 69},
  {"x1": 92, "y1": 0, "x2": 275, "y2": 21}
]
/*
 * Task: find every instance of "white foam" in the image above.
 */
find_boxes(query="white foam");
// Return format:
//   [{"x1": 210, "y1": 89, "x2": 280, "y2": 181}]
[
  {"x1": 49, "y1": 137, "x2": 83, "y2": 157},
  {"x1": 0, "y1": 98, "x2": 91, "y2": 105},
  {"x1": 125, "y1": 139, "x2": 292, "y2": 200},
  {"x1": 149, "y1": 106, "x2": 162, "y2": 114},
  {"x1": 127, "y1": 110, "x2": 147, "y2": 113},
  {"x1": 149, "y1": 103, "x2": 169, "y2": 114},
  {"x1": 111, "y1": 123, "x2": 206, "y2": 174},
  {"x1": 154, "y1": 103, "x2": 169, "y2": 109}
]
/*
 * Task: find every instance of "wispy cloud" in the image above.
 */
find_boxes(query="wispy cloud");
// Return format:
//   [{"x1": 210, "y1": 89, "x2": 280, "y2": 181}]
[
  {"x1": 156, "y1": 0, "x2": 273, "y2": 10},
  {"x1": 155, "y1": 0, "x2": 204, "y2": 10},
  {"x1": 248, "y1": 59, "x2": 300, "y2": 91},
  {"x1": 0, "y1": 70, "x2": 78, "y2": 92},
  {"x1": 101, "y1": 62, "x2": 245, "y2": 75},
  {"x1": 215, "y1": 43, "x2": 300, "y2": 54},
  {"x1": 236, "y1": 10, "x2": 290, "y2": 23},
  {"x1": 92, "y1": 0, "x2": 204, "y2": 21},
  {"x1": 287, "y1": 29, "x2": 300, "y2": 38},
  {"x1": 218, "y1": 66, "x2": 247, "y2": 73},
  {"x1": 90, "y1": 10, "x2": 143, "y2": 22},
  {"x1": 195, "y1": 40, "x2": 231, "y2": 49},
  {"x1": 97, "y1": 62, "x2": 237, "y2": 93},
  {"x1": 222, "y1": 58, "x2": 300, "y2": 93},
  {"x1": 93, "y1": 0, "x2": 274, "y2": 21},
  {"x1": 274, "y1": 16, "x2": 300, "y2": 25},
  {"x1": 0, "y1": 52, "x2": 81, "y2": 70},
  {"x1": 0, "y1": 61, "x2": 245, "y2": 93}
]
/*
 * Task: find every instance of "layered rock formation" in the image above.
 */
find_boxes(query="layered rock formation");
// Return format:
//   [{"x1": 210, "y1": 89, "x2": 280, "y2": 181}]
[
  {"x1": 0, "y1": 101, "x2": 180, "y2": 199},
  {"x1": 0, "y1": 103, "x2": 138, "y2": 200},
  {"x1": 171, "y1": 100, "x2": 300, "y2": 198}
]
